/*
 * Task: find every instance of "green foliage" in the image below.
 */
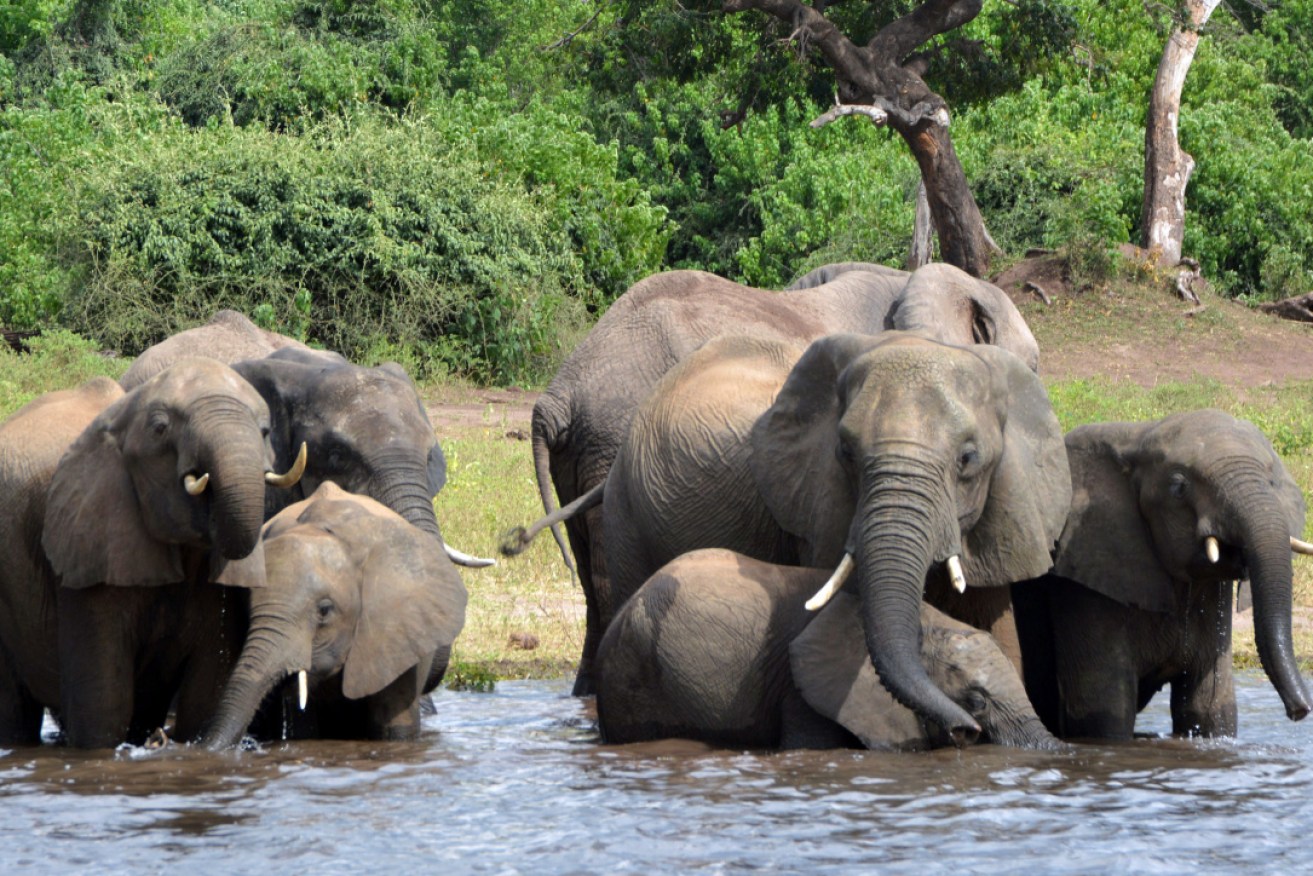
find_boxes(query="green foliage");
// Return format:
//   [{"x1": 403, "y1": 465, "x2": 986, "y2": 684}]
[
  {"x1": 444, "y1": 661, "x2": 497, "y2": 692},
  {"x1": 0, "y1": 329, "x2": 127, "y2": 420},
  {"x1": 60, "y1": 112, "x2": 594, "y2": 383}
]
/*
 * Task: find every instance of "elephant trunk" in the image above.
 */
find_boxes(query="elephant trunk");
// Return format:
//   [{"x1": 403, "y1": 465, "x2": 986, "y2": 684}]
[
  {"x1": 199, "y1": 405, "x2": 271, "y2": 560},
  {"x1": 857, "y1": 456, "x2": 982, "y2": 744},
  {"x1": 201, "y1": 600, "x2": 305, "y2": 749},
  {"x1": 1228, "y1": 473, "x2": 1313, "y2": 721},
  {"x1": 371, "y1": 451, "x2": 444, "y2": 541}
]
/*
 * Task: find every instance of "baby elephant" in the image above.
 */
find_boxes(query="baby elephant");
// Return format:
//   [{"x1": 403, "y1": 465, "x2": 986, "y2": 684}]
[
  {"x1": 596, "y1": 549, "x2": 1060, "y2": 751},
  {"x1": 203, "y1": 483, "x2": 467, "y2": 746}
]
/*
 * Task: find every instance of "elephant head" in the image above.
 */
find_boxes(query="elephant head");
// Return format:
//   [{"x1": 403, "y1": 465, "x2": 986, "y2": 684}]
[
  {"x1": 42, "y1": 358, "x2": 289, "y2": 589},
  {"x1": 888, "y1": 263, "x2": 1040, "y2": 374},
  {"x1": 750, "y1": 332, "x2": 1071, "y2": 742},
  {"x1": 791, "y1": 593, "x2": 1060, "y2": 749},
  {"x1": 1055, "y1": 410, "x2": 1312, "y2": 722},
  {"x1": 203, "y1": 483, "x2": 468, "y2": 747},
  {"x1": 233, "y1": 351, "x2": 452, "y2": 543}
]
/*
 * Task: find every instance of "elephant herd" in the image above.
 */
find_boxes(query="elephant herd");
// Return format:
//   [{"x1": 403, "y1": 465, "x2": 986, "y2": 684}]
[
  {"x1": 509, "y1": 261, "x2": 1313, "y2": 751},
  {"x1": 1, "y1": 260, "x2": 1309, "y2": 756},
  {"x1": 0, "y1": 324, "x2": 473, "y2": 748}
]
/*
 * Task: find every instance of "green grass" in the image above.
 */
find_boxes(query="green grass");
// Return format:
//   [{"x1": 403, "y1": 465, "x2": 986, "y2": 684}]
[{"x1": 434, "y1": 415, "x2": 584, "y2": 684}]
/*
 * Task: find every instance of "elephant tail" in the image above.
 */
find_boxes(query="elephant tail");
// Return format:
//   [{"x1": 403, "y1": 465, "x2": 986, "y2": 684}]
[
  {"x1": 501, "y1": 479, "x2": 605, "y2": 559},
  {"x1": 529, "y1": 412, "x2": 577, "y2": 577}
]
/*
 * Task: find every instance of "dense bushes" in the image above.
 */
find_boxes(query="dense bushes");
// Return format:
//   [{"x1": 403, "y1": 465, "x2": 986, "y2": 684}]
[
  {"x1": 62, "y1": 113, "x2": 616, "y2": 381},
  {"x1": 3, "y1": 0, "x2": 1313, "y2": 382}
]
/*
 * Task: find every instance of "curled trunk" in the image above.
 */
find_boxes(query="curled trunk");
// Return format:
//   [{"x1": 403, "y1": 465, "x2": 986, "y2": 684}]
[
  {"x1": 201, "y1": 409, "x2": 271, "y2": 560},
  {"x1": 857, "y1": 458, "x2": 980, "y2": 744}
]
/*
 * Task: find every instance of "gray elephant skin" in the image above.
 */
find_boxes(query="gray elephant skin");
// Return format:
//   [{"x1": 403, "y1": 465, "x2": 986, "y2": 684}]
[
  {"x1": 526, "y1": 262, "x2": 1038, "y2": 695},
  {"x1": 0, "y1": 360, "x2": 286, "y2": 748},
  {"x1": 596, "y1": 549, "x2": 1061, "y2": 751},
  {"x1": 1012, "y1": 409, "x2": 1312, "y2": 739},
  {"x1": 119, "y1": 309, "x2": 311, "y2": 390},
  {"x1": 202, "y1": 483, "x2": 467, "y2": 746},
  {"x1": 601, "y1": 331, "x2": 1071, "y2": 743}
]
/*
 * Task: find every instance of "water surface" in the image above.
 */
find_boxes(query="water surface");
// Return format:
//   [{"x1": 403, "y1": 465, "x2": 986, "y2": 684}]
[{"x1": 2, "y1": 672, "x2": 1309, "y2": 874}]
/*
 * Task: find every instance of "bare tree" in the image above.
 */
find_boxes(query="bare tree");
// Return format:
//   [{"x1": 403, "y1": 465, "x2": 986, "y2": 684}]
[
  {"x1": 723, "y1": 0, "x2": 993, "y2": 277},
  {"x1": 1140, "y1": 0, "x2": 1222, "y2": 275}
]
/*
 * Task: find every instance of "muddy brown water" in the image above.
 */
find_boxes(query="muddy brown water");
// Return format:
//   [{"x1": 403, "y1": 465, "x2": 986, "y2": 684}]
[{"x1": 2, "y1": 673, "x2": 1310, "y2": 874}]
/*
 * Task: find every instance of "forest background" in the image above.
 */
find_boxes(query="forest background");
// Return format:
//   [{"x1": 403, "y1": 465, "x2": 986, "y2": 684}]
[{"x1": 4, "y1": 0, "x2": 1313, "y2": 384}]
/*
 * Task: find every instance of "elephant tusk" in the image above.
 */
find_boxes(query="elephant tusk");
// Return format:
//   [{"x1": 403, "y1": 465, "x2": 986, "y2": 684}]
[
  {"x1": 947, "y1": 555, "x2": 967, "y2": 593},
  {"x1": 445, "y1": 543, "x2": 497, "y2": 568},
  {"x1": 266, "y1": 442, "x2": 308, "y2": 488},
  {"x1": 1205, "y1": 536, "x2": 1220, "y2": 564},
  {"x1": 1293, "y1": 536, "x2": 1313, "y2": 556},
  {"x1": 805, "y1": 553, "x2": 855, "y2": 611},
  {"x1": 183, "y1": 472, "x2": 210, "y2": 496},
  {"x1": 298, "y1": 670, "x2": 308, "y2": 711}
]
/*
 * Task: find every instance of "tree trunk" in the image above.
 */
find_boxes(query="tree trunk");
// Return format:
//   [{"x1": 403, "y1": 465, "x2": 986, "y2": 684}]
[
  {"x1": 1140, "y1": 0, "x2": 1221, "y2": 266},
  {"x1": 724, "y1": 0, "x2": 993, "y2": 278}
]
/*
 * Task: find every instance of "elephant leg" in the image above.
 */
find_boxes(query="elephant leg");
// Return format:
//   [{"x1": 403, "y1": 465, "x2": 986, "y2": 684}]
[
  {"x1": 366, "y1": 669, "x2": 423, "y2": 741},
  {"x1": 1011, "y1": 577, "x2": 1062, "y2": 736},
  {"x1": 1170, "y1": 592, "x2": 1237, "y2": 737},
  {"x1": 58, "y1": 587, "x2": 135, "y2": 748},
  {"x1": 1046, "y1": 587, "x2": 1142, "y2": 739},
  {"x1": 569, "y1": 506, "x2": 607, "y2": 697},
  {"x1": 0, "y1": 648, "x2": 45, "y2": 746},
  {"x1": 171, "y1": 586, "x2": 246, "y2": 743}
]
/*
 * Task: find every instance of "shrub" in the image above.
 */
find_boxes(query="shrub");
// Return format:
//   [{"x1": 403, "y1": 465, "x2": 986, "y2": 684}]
[{"x1": 60, "y1": 113, "x2": 594, "y2": 383}]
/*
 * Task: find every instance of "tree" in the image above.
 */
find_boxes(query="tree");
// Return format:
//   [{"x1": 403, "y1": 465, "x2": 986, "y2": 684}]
[
  {"x1": 1140, "y1": 0, "x2": 1221, "y2": 280},
  {"x1": 722, "y1": 0, "x2": 994, "y2": 276}
]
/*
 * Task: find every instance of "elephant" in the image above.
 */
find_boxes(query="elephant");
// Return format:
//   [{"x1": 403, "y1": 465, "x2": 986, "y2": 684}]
[
  {"x1": 595, "y1": 331, "x2": 1071, "y2": 742},
  {"x1": 201, "y1": 483, "x2": 467, "y2": 746},
  {"x1": 0, "y1": 359, "x2": 302, "y2": 747},
  {"x1": 596, "y1": 549, "x2": 1061, "y2": 751},
  {"x1": 1011, "y1": 409, "x2": 1313, "y2": 739},
  {"x1": 231, "y1": 347, "x2": 491, "y2": 571},
  {"x1": 525, "y1": 262, "x2": 1039, "y2": 695},
  {"x1": 119, "y1": 309, "x2": 312, "y2": 390}
]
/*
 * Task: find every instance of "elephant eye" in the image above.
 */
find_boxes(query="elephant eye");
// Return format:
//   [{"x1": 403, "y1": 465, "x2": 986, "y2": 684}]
[
  {"x1": 149, "y1": 412, "x2": 169, "y2": 437},
  {"x1": 316, "y1": 599, "x2": 335, "y2": 624},
  {"x1": 1168, "y1": 473, "x2": 1189, "y2": 499},
  {"x1": 958, "y1": 445, "x2": 981, "y2": 477},
  {"x1": 835, "y1": 438, "x2": 856, "y2": 466}
]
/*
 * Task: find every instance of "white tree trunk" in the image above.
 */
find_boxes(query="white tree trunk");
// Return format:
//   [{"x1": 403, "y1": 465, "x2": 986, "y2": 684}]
[{"x1": 1140, "y1": 0, "x2": 1221, "y2": 267}]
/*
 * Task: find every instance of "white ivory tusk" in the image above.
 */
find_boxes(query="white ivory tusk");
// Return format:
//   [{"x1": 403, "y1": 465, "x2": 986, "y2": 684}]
[
  {"x1": 1292, "y1": 536, "x2": 1313, "y2": 556},
  {"x1": 805, "y1": 553, "x2": 855, "y2": 612},
  {"x1": 183, "y1": 472, "x2": 210, "y2": 496},
  {"x1": 298, "y1": 670, "x2": 308, "y2": 711},
  {"x1": 445, "y1": 543, "x2": 497, "y2": 568},
  {"x1": 266, "y1": 441, "x2": 308, "y2": 488},
  {"x1": 1205, "y1": 536, "x2": 1220, "y2": 564},
  {"x1": 947, "y1": 555, "x2": 967, "y2": 594}
]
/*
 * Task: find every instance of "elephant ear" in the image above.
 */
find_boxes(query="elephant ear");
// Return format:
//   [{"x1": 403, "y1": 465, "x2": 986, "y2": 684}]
[
  {"x1": 342, "y1": 519, "x2": 468, "y2": 699},
  {"x1": 789, "y1": 593, "x2": 928, "y2": 749},
  {"x1": 43, "y1": 410, "x2": 184, "y2": 588},
  {"x1": 750, "y1": 334, "x2": 884, "y2": 565},
  {"x1": 959, "y1": 345, "x2": 1072, "y2": 587},
  {"x1": 1053, "y1": 422, "x2": 1175, "y2": 612}
]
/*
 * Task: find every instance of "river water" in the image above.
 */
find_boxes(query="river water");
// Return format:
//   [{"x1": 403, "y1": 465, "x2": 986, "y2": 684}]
[{"x1": 1, "y1": 672, "x2": 1309, "y2": 874}]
